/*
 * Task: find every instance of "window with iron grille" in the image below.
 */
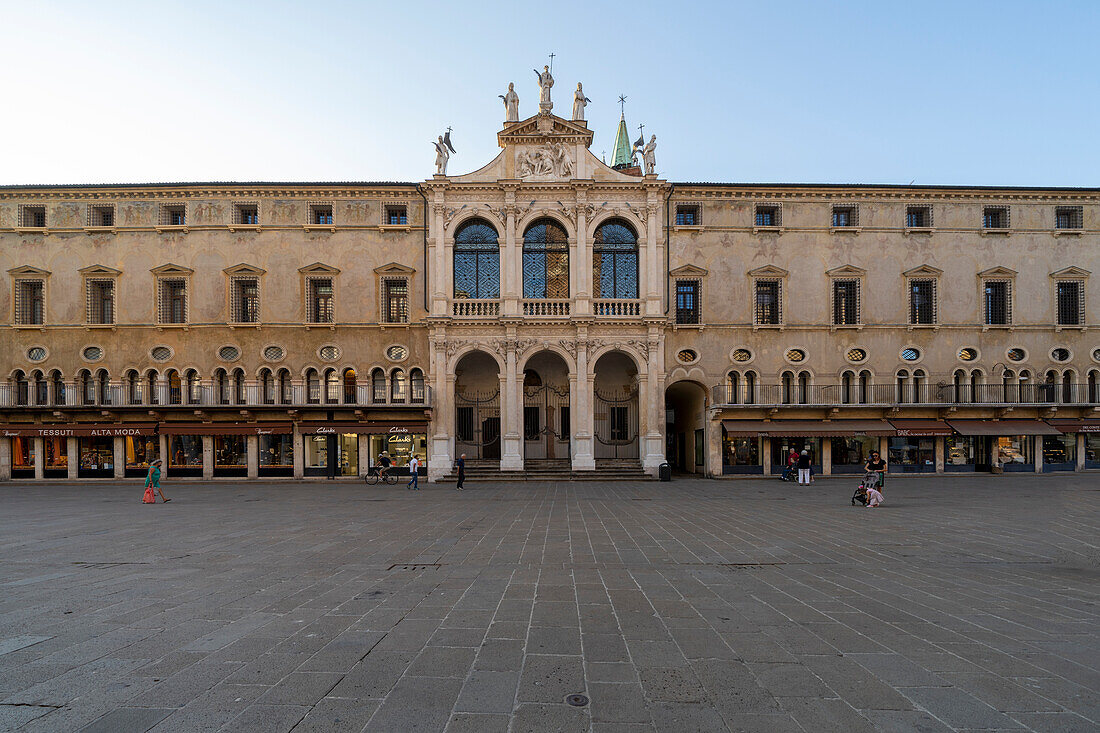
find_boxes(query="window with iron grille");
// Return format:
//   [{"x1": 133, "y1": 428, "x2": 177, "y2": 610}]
[
  {"x1": 1055, "y1": 280, "x2": 1084, "y2": 325},
  {"x1": 1055, "y1": 206, "x2": 1082, "y2": 229},
  {"x1": 523, "y1": 406, "x2": 540, "y2": 441},
  {"x1": 983, "y1": 280, "x2": 1011, "y2": 325},
  {"x1": 310, "y1": 204, "x2": 333, "y2": 225},
  {"x1": 754, "y1": 204, "x2": 780, "y2": 227},
  {"x1": 906, "y1": 205, "x2": 931, "y2": 228},
  {"x1": 86, "y1": 279, "x2": 115, "y2": 324},
  {"x1": 88, "y1": 205, "x2": 115, "y2": 227},
  {"x1": 21, "y1": 205, "x2": 46, "y2": 228},
  {"x1": 234, "y1": 203, "x2": 259, "y2": 225},
  {"x1": 14, "y1": 280, "x2": 45, "y2": 324},
  {"x1": 160, "y1": 204, "x2": 186, "y2": 226},
  {"x1": 909, "y1": 279, "x2": 937, "y2": 324},
  {"x1": 982, "y1": 206, "x2": 1009, "y2": 229},
  {"x1": 158, "y1": 279, "x2": 187, "y2": 324},
  {"x1": 675, "y1": 205, "x2": 699, "y2": 226},
  {"x1": 832, "y1": 279, "x2": 860, "y2": 325},
  {"x1": 675, "y1": 280, "x2": 700, "y2": 324},
  {"x1": 385, "y1": 205, "x2": 408, "y2": 225},
  {"x1": 230, "y1": 278, "x2": 260, "y2": 323},
  {"x1": 754, "y1": 279, "x2": 781, "y2": 325},
  {"x1": 832, "y1": 206, "x2": 858, "y2": 227},
  {"x1": 382, "y1": 278, "x2": 409, "y2": 323},
  {"x1": 307, "y1": 277, "x2": 334, "y2": 323},
  {"x1": 592, "y1": 219, "x2": 638, "y2": 299}
]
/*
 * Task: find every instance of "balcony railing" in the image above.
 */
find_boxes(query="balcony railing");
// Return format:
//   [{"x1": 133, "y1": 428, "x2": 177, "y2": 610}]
[
  {"x1": 522, "y1": 299, "x2": 571, "y2": 317},
  {"x1": 713, "y1": 382, "x2": 1100, "y2": 407},
  {"x1": 593, "y1": 299, "x2": 641, "y2": 317},
  {"x1": 452, "y1": 299, "x2": 500, "y2": 317}
]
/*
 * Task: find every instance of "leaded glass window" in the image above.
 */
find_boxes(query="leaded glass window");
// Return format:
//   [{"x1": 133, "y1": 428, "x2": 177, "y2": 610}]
[
  {"x1": 593, "y1": 219, "x2": 638, "y2": 299},
  {"x1": 453, "y1": 218, "x2": 500, "y2": 299},
  {"x1": 522, "y1": 218, "x2": 569, "y2": 298}
]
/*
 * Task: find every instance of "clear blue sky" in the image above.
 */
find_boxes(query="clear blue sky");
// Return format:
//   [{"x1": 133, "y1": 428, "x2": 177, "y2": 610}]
[{"x1": 2, "y1": 0, "x2": 1097, "y2": 187}]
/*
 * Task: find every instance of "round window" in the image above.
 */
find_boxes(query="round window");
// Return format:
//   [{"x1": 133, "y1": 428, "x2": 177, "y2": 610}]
[
  {"x1": 846, "y1": 348, "x2": 867, "y2": 363},
  {"x1": 1007, "y1": 348, "x2": 1027, "y2": 362},
  {"x1": 218, "y1": 345, "x2": 241, "y2": 361},
  {"x1": 151, "y1": 346, "x2": 172, "y2": 361},
  {"x1": 26, "y1": 346, "x2": 47, "y2": 362},
  {"x1": 785, "y1": 348, "x2": 806, "y2": 363},
  {"x1": 901, "y1": 347, "x2": 921, "y2": 362},
  {"x1": 958, "y1": 347, "x2": 978, "y2": 362},
  {"x1": 677, "y1": 349, "x2": 698, "y2": 364},
  {"x1": 319, "y1": 345, "x2": 340, "y2": 361},
  {"x1": 731, "y1": 348, "x2": 752, "y2": 363},
  {"x1": 1092, "y1": 347, "x2": 1100, "y2": 363},
  {"x1": 1051, "y1": 348, "x2": 1070, "y2": 362},
  {"x1": 263, "y1": 345, "x2": 285, "y2": 361},
  {"x1": 385, "y1": 345, "x2": 408, "y2": 362},
  {"x1": 82, "y1": 346, "x2": 103, "y2": 362}
]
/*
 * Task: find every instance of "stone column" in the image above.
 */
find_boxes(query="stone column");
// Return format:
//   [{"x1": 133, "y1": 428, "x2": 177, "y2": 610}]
[
  {"x1": 879, "y1": 436, "x2": 890, "y2": 464},
  {"x1": 34, "y1": 437, "x2": 44, "y2": 480},
  {"x1": 1077, "y1": 433, "x2": 1085, "y2": 471},
  {"x1": 67, "y1": 437, "x2": 79, "y2": 479},
  {"x1": 0, "y1": 438, "x2": 10, "y2": 481},
  {"x1": 762, "y1": 437, "x2": 772, "y2": 476},
  {"x1": 159, "y1": 434, "x2": 169, "y2": 478},
  {"x1": 113, "y1": 437, "x2": 124, "y2": 480},
  {"x1": 935, "y1": 436, "x2": 946, "y2": 473},
  {"x1": 500, "y1": 351, "x2": 523, "y2": 471},
  {"x1": 292, "y1": 425, "x2": 304, "y2": 479},
  {"x1": 575, "y1": 200, "x2": 590, "y2": 315},
  {"x1": 429, "y1": 336, "x2": 454, "y2": 482},
  {"x1": 645, "y1": 203, "x2": 662, "y2": 315},
  {"x1": 822, "y1": 439, "x2": 832, "y2": 476},
  {"x1": 642, "y1": 342, "x2": 665, "y2": 474},
  {"x1": 202, "y1": 435, "x2": 214, "y2": 479},
  {"x1": 431, "y1": 201, "x2": 448, "y2": 316},
  {"x1": 707, "y1": 418, "x2": 723, "y2": 478},
  {"x1": 1034, "y1": 435, "x2": 1043, "y2": 474},
  {"x1": 246, "y1": 434, "x2": 259, "y2": 479},
  {"x1": 572, "y1": 341, "x2": 595, "y2": 470}
]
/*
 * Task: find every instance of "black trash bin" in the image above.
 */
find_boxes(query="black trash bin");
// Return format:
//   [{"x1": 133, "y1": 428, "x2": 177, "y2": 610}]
[{"x1": 658, "y1": 463, "x2": 672, "y2": 482}]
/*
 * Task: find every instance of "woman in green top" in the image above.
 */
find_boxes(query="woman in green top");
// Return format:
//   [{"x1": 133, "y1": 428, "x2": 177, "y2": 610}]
[{"x1": 146, "y1": 459, "x2": 170, "y2": 502}]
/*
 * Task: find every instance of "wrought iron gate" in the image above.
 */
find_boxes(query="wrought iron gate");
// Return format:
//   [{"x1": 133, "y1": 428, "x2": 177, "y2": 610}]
[
  {"x1": 594, "y1": 389, "x2": 639, "y2": 459},
  {"x1": 523, "y1": 384, "x2": 570, "y2": 460},
  {"x1": 455, "y1": 389, "x2": 500, "y2": 460}
]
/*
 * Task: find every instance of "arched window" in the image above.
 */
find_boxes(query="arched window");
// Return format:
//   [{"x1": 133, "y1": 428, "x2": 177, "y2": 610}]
[
  {"x1": 167, "y1": 369, "x2": 182, "y2": 404},
  {"x1": 453, "y1": 218, "x2": 500, "y2": 299},
  {"x1": 96, "y1": 369, "x2": 110, "y2": 405},
  {"x1": 184, "y1": 369, "x2": 200, "y2": 404},
  {"x1": 126, "y1": 370, "x2": 140, "y2": 404},
  {"x1": 259, "y1": 368, "x2": 274, "y2": 404},
  {"x1": 970, "y1": 370, "x2": 983, "y2": 404},
  {"x1": 343, "y1": 368, "x2": 357, "y2": 404},
  {"x1": 145, "y1": 369, "x2": 159, "y2": 405},
  {"x1": 858, "y1": 370, "x2": 871, "y2": 404},
  {"x1": 305, "y1": 368, "x2": 320, "y2": 404},
  {"x1": 953, "y1": 369, "x2": 965, "y2": 404},
  {"x1": 1018, "y1": 369, "x2": 1032, "y2": 402},
  {"x1": 896, "y1": 370, "x2": 910, "y2": 404},
  {"x1": 323, "y1": 368, "x2": 338, "y2": 404},
  {"x1": 522, "y1": 218, "x2": 569, "y2": 298},
  {"x1": 371, "y1": 368, "x2": 386, "y2": 403},
  {"x1": 32, "y1": 370, "x2": 47, "y2": 406},
  {"x1": 1089, "y1": 370, "x2": 1099, "y2": 404},
  {"x1": 1062, "y1": 369, "x2": 1076, "y2": 403},
  {"x1": 593, "y1": 219, "x2": 638, "y2": 299},
  {"x1": 797, "y1": 371, "x2": 810, "y2": 405},
  {"x1": 727, "y1": 371, "x2": 740, "y2": 404},
  {"x1": 1002, "y1": 369, "x2": 1016, "y2": 403},
  {"x1": 11, "y1": 370, "x2": 28, "y2": 406},
  {"x1": 781, "y1": 371, "x2": 794, "y2": 404},
  {"x1": 1043, "y1": 370, "x2": 1057, "y2": 403},
  {"x1": 277, "y1": 368, "x2": 291, "y2": 404},
  {"x1": 913, "y1": 369, "x2": 926, "y2": 403},
  {"x1": 391, "y1": 368, "x2": 407, "y2": 403},
  {"x1": 213, "y1": 368, "x2": 228, "y2": 405},
  {"x1": 410, "y1": 368, "x2": 425, "y2": 404},
  {"x1": 841, "y1": 371, "x2": 854, "y2": 404},
  {"x1": 744, "y1": 371, "x2": 756, "y2": 405},
  {"x1": 50, "y1": 370, "x2": 65, "y2": 406},
  {"x1": 231, "y1": 368, "x2": 245, "y2": 404}
]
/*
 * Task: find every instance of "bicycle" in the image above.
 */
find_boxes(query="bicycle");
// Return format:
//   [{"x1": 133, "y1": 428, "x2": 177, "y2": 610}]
[{"x1": 363, "y1": 467, "x2": 398, "y2": 485}]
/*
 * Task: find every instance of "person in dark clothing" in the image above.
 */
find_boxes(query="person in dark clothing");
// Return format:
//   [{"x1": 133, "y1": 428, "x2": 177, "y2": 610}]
[
  {"x1": 796, "y1": 450, "x2": 812, "y2": 485},
  {"x1": 456, "y1": 453, "x2": 466, "y2": 490},
  {"x1": 864, "y1": 451, "x2": 887, "y2": 490}
]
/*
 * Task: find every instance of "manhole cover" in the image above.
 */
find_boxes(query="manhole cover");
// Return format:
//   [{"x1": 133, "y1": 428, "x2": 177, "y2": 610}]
[{"x1": 565, "y1": 694, "x2": 589, "y2": 707}]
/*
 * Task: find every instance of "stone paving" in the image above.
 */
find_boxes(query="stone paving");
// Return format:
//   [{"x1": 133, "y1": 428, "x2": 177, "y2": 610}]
[{"x1": 0, "y1": 473, "x2": 1097, "y2": 733}]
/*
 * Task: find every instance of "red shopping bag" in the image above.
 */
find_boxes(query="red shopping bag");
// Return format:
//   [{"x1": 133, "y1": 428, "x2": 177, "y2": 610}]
[{"x1": 143, "y1": 486, "x2": 156, "y2": 504}]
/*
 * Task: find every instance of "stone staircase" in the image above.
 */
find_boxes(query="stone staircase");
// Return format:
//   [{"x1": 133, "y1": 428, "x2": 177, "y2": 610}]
[{"x1": 437, "y1": 458, "x2": 655, "y2": 483}]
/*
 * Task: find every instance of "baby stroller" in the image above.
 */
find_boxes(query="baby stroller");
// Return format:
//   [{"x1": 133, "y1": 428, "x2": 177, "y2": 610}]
[{"x1": 851, "y1": 472, "x2": 881, "y2": 505}]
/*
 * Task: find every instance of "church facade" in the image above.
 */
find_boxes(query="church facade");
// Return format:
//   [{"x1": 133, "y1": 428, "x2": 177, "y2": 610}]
[{"x1": 2, "y1": 79, "x2": 1099, "y2": 482}]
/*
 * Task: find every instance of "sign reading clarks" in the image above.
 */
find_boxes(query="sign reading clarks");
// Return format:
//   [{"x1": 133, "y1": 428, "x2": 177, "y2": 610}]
[{"x1": 298, "y1": 422, "x2": 427, "y2": 435}]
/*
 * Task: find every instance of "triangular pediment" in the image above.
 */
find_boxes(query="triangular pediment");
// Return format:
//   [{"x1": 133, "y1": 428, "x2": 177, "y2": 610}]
[
  {"x1": 7, "y1": 265, "x2": 51, "y2": 277},
  {"x1": 747, "y1": 264, "x2": 789, "y2": 278},
  {"x1": 78, "y1": 264, "x2": 122, "y2": 277},
  {"x1": 223, "y1": 263, "x2": 266, "y2": 276},
  {"x1": 497, "y1": 113, "x2": 594, "y2": 148},
  {"x1": 374, "y1": 262, "x2": 416, "y2": 275},
  {"x1": 826, "y1": 264, "x2": 867, "y2": 277},
  {"x1": 1050, "y1": 266, "x2": 1091, "y2": 278},
  {"x1": 298, "y1": 262, "x2": 340, "y2": 275},
  {"x1": 670, "y1": 264, "x2": 709, "y2": 277},
  {"x1": 150, "y1": 263, "x2": 194, "y2": 276},
  {"x1": 978, "y1": 266, "x2": 1017, "y2": 279},
  {"x1": 902, "y1": 264, "x2": 944, "y2": 277}
]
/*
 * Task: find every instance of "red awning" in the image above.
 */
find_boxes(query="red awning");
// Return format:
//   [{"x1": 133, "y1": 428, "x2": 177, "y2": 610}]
[
  {"x1": 889, "y1": 419, "x2": 953, "y2": 437},
  {"x1": 946, "y1": 419, "x2": 1059, "y2": 436},
  {"x1": 159, "y1": 422, "x2": 292, "y2": 436},
  {"x1": 0, "y1": 423, "x2": 157, "y2": 437},
  {"x1": 721, "y1": 419, "x2": 894, "y2": 437},
  {"x1": 1046, "y1": 419, "x2": 1100, "y2": 434},
  {"x1": 297, "y1": 421, "x2": 428, "y2": 435}
]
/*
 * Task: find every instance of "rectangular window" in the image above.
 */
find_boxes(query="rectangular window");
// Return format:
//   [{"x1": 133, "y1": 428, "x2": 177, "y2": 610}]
[
  {"x1": 234, "y1": 204, "x2": 259, "y2": 225},
  {"x1": 231, "y1": 278, "x2": 260, "y2": 323},
  {"x1": 1055, "y1": 206, "x2": 1083, "y2": 229},
  {"x1": 909, "y1": 279, "x2": 936, "y2": 325},
  {"x1": 89, "y1": 205, "x2": 114, "y2": 227},
  {"x1": 754, "y1": 279, "x2": 781, "y2": 325},
  {"x1": 161, "y1": 204, "x2": 186, "y2": 226},
  {"x1": 754, "y1": 205, "x2": 780, "y2": 227},
  {"x1": 675, "y1": 280, "x2": 700, "y2": 324},
  {"x1": 675, "y1": 205, "x2": 699, "y2": 226},
  {"x1": 385, "y1": 205, "x2": 408, "y2": 225},
  {"x1": 906, "y1": 206, "x2": 931, "y2": 228},
  {"x1": 1056, "y1": 280, "x2": 1084, "y2": 325},
  {"x1": 382, "y1": 278, "x2": 409, "y2": 323},
  {"x1": 86, "y1": 279, "x2": 115, "y2": 324},
  {"x1": 984, "y1": 280, "x2": 1011, "y2": 325},
  {"x1": 159, "y1": 279, "x2": 187, "y2": 324},
  {"x1": 15, "y1": 280, "x2": 45, "y2": 324},
  {"x1": 982, "y1": 206, "x2": 1008, "y2": 229},
  {"x1": 832, "y1": 279, "x2": 860, "y2": 325},
  {"x1": 308, "y1": 278, "x2": 334, "y2": 323},
  {"x1": 832, "y1": 206, "x2": 857, "y2": 227},
  {"x1": 22, "y1": 206, "x2": 46, "y2": 228},
  {"x1": 310, "y1": 204, "x2": 333, "y2": 225}
]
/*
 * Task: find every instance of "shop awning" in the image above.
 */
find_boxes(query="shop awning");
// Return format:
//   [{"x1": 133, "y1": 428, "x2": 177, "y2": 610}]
[
  {"x1": 159, "y1": 422, "x2": 292, "y2": 435},
  {"x1": 0, "y1": 423, "x2": 157, "y2": 437},
  {"x1": 1045, "y1": 419, "x2": 1100, "y2": 434},
  {"x1": 721, "y1": 419, "x2": 895, "y2": 437},
  {"x1": 298, "y1": 421, "x2": 429, "y2": 435},
  {"x1": 889, "y1": 419, "x2": 953, "y2": 437},
  {"x1": 946, "y1": 419, "x2": 1059, "y2": 436}
]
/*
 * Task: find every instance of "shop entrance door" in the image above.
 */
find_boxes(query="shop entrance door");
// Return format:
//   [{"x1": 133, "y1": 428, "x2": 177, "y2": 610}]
[{"x1": 974, "y1": 436, "x2": 993, "y2": 471}]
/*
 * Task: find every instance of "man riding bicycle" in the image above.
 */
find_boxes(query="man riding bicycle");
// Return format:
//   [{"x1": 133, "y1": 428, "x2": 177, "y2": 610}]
[{"x1": 376, "y1": 452, "x2": 392, "y2": 479}]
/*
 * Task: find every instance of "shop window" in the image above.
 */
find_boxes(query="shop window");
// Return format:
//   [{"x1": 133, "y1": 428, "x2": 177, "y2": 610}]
[
  {"x1": 169, "y1": 435, "x2": 204, "y2": 473},
  {"x1": 125, "y1": 436, "x2": 159, "y2": 477},
  {"x1": 945, "y1": 435, "x2": 975, "y2": 471},
  {"x1": 259, "y1": 434, "x2": 294, "y2": 475},
  {"x1": 830, "y1": 437, "x2": 878, "y2": 471},
  {"x1": 12, "y1": 436, "x2": 35, "y2": 475},
  {"x1": 888, "y1": 436, "x2": 935, "y2": 472},
  {"x1": 78, "y1": 437, "x2": 114, "y2": 477},
  {"x1": 996, "y1": 435, "x2": 1034, "y2": 469},
  {"x1": 43, "y1": 437, "x2": 68, "y2": 476},
  {"x1": 722, "y1": 434, "x2": 762, "y2": 474},
  {"x1": 214, "y1": 436, "x2": 247, "y2": 475}
]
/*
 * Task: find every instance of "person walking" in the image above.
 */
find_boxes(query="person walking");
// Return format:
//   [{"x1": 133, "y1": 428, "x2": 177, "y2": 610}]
[
  {"x1": 864, "y1": 451, "x2": 887, "y2": 492},
  {"x1": 456, "y1": 453, "x2": 466, "y2": 491},
  {"x1": 145, "y1": 459, "x2": 170, "y2": 502},
  {"x1": 406, "y1": 454, "x2": 420, "y2": 490},
  {"x1": 796, "y1": 450, "x2": 812, "y2": 486}
]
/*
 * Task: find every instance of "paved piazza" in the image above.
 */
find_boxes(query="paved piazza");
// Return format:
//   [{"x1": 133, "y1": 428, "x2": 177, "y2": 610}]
[{"x1": 0, "y1": 476, "x2": 1097, "y2": 733}]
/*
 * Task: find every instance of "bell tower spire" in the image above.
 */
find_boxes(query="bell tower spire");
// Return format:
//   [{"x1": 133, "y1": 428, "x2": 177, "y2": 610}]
[{"x1": 611, "y1": 95, "x2": 633, "y2": 169}]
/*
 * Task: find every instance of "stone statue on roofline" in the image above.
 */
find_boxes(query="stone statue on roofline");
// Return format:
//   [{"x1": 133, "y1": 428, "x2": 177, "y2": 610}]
[
  {"x1": 534, "y1": 65, "x2": 553, "y2": 112},
  {"x1": 641, "y1": 135, "x2": 657, "y2": 175},
  {"x1": 572, "y1": 82, "x2": 591, "y2": 122},
  {"x1": 499, "y1": 82, "x2": 519, "y2": 122}
]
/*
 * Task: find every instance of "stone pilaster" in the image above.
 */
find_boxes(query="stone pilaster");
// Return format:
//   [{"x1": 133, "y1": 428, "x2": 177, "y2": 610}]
[
  {"x1": 500, "y1": 344, "x2": 523, "y2": 470},
  {"x1": 572, "y1": 337, "x2": 595, "y2": 470},
  {"x1": 202, "y1": 435, "x2": 214, "y2": 479},
  {"x1": 33, "y1": 438, "x2": 44, "y2": 480},
  {"x1": 246, "y1": 435, "x2": 259, "y2": 479},
  {"x1": 67, "y1": 437, "x2": 78, "y2": 479},
  {"x1": 113, "y1": 437, "x2": 124, "y2": 479}
]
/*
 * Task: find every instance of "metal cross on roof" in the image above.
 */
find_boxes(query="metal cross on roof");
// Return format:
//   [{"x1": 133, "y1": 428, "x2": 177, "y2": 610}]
[
  {"x1": 548, "y1": 52, "x2": 555, "y2": 73},
  {"x1": 618, "y1": 95, "x2": 627, "y2": 115}
]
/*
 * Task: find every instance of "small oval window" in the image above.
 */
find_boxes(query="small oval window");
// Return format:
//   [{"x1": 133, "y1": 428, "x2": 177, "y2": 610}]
[
  {"x1": 263, "y1": 345, "x2": 285, "y2": 361},
  {"x1": 1051, "y1": 348, "x2": 1070, "y2": 362},
  {"x1": 901, "y1": 347, "x2": 921, "y2": 362},
  {"x1": 151, "y1": 346, "x2": 172, "y2": 361},
  {"x1": 27, "y1": 346, "x2": 47, "y2": 362},
  {"x1": 958, "y1": 347, "x2": 978, "y2": 362},
  {"x1": 1007, "y1": 348, "x2": 1026, "y2": 362},
  {"x1": 82, "y1": 346, "x2": 103, "y2": 361},
  {"x1": 731, "y1": 348, "x2": 752, "y2": 362},
  {"x1": 677, "y1": 349, "x2": 698, "y2": 364},
  {"x1": 386, "y1": 345, "x2": 408, "y2": 362},
  {"x1": 785, "y1": 348, "x2": 806, "y2": 363},
  {"x1": 846, "y1": 348, "x2": 867, "y2": 363},
  {"x1": 218, "y1": 345, "x2": 241, "y2": 361},
  {"x1": 319, "y1": 345, "x2": 340, "y2": 361}
]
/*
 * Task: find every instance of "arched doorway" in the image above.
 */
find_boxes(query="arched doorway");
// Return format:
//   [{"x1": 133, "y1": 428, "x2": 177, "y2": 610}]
[
  {"x1": 522, "y1": 351, "x2": 570, "y2": 462},
  {"x1": 665, "y1": 381, "x2": 707, "y2": 474},
  {"x1": 593, "y1": 351, "x2": 639, "y2": 461},
  {"x1": 454, "y1": 350, "x2": 501, "y2": 461}
]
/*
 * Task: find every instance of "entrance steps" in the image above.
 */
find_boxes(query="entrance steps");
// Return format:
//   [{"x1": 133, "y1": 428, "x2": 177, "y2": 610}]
[{"x1": 438, "y1": 458, "x2": 654, "y2": 483}]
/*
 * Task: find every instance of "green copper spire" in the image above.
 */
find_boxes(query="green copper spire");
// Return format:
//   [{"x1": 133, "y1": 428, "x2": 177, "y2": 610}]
[{"x1": 611, "y1": 113, "x2": 633, "y2": 168}]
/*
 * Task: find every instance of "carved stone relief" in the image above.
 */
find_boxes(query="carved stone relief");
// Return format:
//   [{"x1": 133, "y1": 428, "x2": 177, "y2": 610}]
[{"x1": 517, "y1": 142, "x2": 575, "y2": 179}]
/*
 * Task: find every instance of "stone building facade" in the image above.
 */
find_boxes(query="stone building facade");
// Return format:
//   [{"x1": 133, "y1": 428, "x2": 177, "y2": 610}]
[{"x1": 2, "y1": 101, "x2": 1098, "y2": 482}]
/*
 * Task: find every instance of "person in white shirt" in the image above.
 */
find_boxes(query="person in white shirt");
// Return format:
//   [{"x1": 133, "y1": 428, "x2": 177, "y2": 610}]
[
  {"x1": 865, "y1": 485, "x2": 884, "y2": 507},
  {"x1": 406, "y1": 455, "x2": 420, "y2": 490}
]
